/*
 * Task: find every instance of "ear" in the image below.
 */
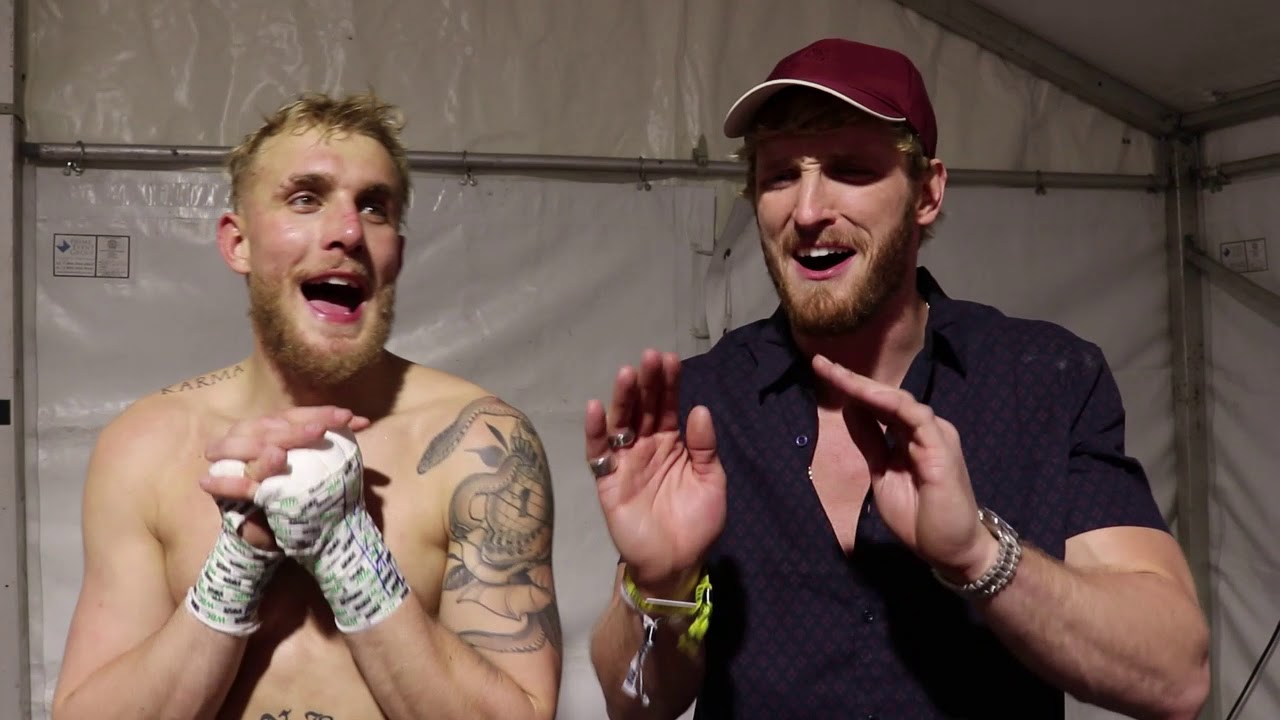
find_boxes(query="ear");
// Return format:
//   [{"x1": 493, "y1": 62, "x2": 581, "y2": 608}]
[
  {"x1": 914, "y1": 159, "x2": 947, "y2": 227},
  {"x1": 216, "y1": 212, "x2": 252, "y2": 275}
]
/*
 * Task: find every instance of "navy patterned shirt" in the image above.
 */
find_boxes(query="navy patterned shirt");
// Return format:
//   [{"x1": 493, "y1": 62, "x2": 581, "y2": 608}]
[{"x1": 680, "y1": 266, "x2": 1168, "y2": 719}]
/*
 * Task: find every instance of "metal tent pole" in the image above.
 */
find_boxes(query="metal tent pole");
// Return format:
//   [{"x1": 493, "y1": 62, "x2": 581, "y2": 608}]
[
  {"x1": 21, "y1": 142, "x2": 1167, "y2": 191},
  {"x1": 1162, "y1": 135, "x2": 1219, "y2": 720}
]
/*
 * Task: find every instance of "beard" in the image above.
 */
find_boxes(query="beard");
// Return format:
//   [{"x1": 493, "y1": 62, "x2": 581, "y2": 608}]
[
  {"x1": 762, "y1": 206, "x2": 916, "y2": 337},
  {"x1": 247, "y1": 272, "x2": 395, "y2": 387}
]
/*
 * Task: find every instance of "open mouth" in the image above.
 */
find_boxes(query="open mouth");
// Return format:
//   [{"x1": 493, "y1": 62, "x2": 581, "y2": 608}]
[
  {"x1": 794, "y1": 246, "x2": 855, "y2": 272},
  {"x1": 300, "y1": 274, "x2": 368, "y2": 321}
]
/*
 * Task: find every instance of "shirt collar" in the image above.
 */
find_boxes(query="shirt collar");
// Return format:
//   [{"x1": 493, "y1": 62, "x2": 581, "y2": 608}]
[{"x1": 744, "y1": 266, "x2": 967, "y2": 393}]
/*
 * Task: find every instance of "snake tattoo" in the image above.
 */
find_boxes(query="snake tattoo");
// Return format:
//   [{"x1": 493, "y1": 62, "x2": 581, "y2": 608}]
[{"x1": 418, "y1": 396, "x2": 561, "y2": 654}]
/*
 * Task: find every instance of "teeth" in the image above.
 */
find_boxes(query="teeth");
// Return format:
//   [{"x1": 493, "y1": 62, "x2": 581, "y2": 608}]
[
  {"x1": 797, "y1": 247, "x2": 853, "y2": 258},
  {"x1": 320, "y1": 277, "x2": 354, "y2": 286}
]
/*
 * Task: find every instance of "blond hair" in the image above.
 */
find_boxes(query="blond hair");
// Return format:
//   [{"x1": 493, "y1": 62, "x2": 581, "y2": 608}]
[
  {"x1": 227, "y1": 92, "x2": 411, "y2": 222},
  {"x1": 736, "y1": 88, "x2": 937, "y2": 239}
]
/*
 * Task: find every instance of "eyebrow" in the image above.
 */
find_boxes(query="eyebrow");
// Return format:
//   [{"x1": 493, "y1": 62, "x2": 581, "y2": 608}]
[
  {"x1": 279, "y1": 175, "x2": 398, "y2": 202},
  {"x1": 280, "y1": 172, "x2": 334, "y2": 194}
]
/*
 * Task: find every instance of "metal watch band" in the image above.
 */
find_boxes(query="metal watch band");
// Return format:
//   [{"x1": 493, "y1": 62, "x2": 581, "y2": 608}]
[{"x1": 933, "y1": 507, "x2": 1022, "y2": 599}]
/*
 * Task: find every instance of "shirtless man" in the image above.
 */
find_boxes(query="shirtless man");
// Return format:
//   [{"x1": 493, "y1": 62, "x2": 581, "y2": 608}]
[{"x1": 51, "y1": 92, "x2": 562, "y2": 720}]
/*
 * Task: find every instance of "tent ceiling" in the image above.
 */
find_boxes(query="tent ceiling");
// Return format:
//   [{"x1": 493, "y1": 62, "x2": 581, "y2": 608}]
[{"x1": 969, "y1": 0, "x2": 1280, "y2": 112}]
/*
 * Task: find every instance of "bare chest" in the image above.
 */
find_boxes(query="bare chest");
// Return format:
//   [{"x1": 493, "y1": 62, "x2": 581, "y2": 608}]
[
  {"x1": 153, "y1": 440, "x2": 446, "y2": 718},
  {"x1": 808, "y1": 409, "x2": 875, "y2": 553}
]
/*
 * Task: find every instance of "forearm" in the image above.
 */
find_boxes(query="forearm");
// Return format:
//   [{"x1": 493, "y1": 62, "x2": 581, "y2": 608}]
[
  {"x1": 590, "y1": 592, "x2": 705, "y2": 720},
  {"x1": 978, "y1": 546, "x2": 1210, "y2": 720},
  {"x1": 53, "y1": 609, "x2": 245, "y2": 720},
  {"x1": 344, "y1": 600, "x2": 547, "y2": 720}
]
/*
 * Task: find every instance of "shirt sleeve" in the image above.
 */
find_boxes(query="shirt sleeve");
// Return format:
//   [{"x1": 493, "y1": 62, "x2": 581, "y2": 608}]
[{"x1": 1065, "y1": 344, "x2": 1170, "y2": 538}]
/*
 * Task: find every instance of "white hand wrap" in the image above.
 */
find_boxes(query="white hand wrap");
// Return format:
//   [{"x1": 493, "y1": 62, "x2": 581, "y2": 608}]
[
  {"x1": 253, "y1": 428, "x2": 410, "y2": 632},
  {"x1": 185, "y1": 498, "x2": 282, "y2": 636}
]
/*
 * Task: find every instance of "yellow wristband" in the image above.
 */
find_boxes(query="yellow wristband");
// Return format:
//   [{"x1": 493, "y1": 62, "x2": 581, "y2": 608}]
[{"x1": 621, "y1": 569, "x2": 713, "y2": 655}]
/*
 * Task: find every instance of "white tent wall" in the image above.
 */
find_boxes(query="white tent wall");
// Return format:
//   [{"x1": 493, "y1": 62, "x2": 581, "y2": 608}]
[
  {"x1": 24, "y1": 0, "x2": 1156, "y2": 177},
  {"x1": 13, "y1": 0, "x2": 1263, "y2": 719},
  {"x1": 1198, "y1": 120, "x2": 1280, "y2": 719}
]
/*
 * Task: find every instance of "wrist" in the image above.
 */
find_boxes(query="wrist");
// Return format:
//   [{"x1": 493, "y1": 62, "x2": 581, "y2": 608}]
[
  {"x1": 936, "y1": 529, "x2": 1002, "y2": 586},
  {"x1": 310, "y1": 507, "x2": 410, "y2": 632},
  {"x1": 186, "y1": 522, "x2": 283, "y2": 636},
  {"x1": 932, "y1": 507, "x2": 1022, "y2": 600},
  {"x1": 626, "y1": 564, "x2": 701, "y2": 602}
]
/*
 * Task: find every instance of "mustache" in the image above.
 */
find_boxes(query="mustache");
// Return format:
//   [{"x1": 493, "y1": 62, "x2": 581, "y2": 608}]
[{"x1": 773, "y1": 226, "x2": 866, "y2": 255}]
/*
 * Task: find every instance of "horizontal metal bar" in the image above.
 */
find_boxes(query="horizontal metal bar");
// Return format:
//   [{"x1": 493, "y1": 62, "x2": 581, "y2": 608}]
[
  {"x1": 1181, "y1": 85, "x2": 1280, "y2": 134},
  {"x1": 1185, "y1": 244, "x2": 1280, "y2": 327},
  {"x1": 890, "y1": 0, "x2": 1176, "y2": 137},
  {"x1": 20, "y1": 141, "x2": 1165, "y2": 191},
  {"x1": 1215, "y1": 153, "x2": 1280, "y2": 183},
  {"x1": 949, "y1": 169, "x2": 1163, "y2": 191}
]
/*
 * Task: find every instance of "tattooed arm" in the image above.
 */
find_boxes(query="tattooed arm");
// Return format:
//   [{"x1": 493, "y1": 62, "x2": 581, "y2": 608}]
[{"x1": 342, "y1": 396, "x2": 562, "y2": 720}]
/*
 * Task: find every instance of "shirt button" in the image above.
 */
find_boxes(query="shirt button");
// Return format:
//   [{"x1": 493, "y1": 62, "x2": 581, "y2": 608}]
[
  {"x1": 862, "y1": 609, "x2": 875, "y2": 623},
  {"x1": 866, "y1": 715, "x2": 878, "y2": 720},
  {"x1": 794, "y1": 435, "x2": 809, "y2": 447},
  {"x1": 863, "y1": 501, "x2": 873, "y2": 516}
]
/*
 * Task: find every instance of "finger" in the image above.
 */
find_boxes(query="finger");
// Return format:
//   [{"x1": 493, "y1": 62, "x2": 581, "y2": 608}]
[
  {"x1": 812, "y1": 355, "x2": 941, "y2": 439},
  {"x1": 277, "y1": 405, "x2": 353, "y2": 428},
  {"x1": 584, "y1": 399, "x2": 611, "y2": 462},
  {"x1": 607, "y1": 365, "x2": 639, "y2": 437},
  {"x1": 199, "y1": 470, "x2": 258, "y2": 500},
  {"x1": 206, "y1": 434, "x2": 270, "y2": 463},
  {"x1": 685, "y1": 405, "x2": 719, "y2": 472},
  {"x1": 204, "y1": 436, "x2": 290, "y2": 481},
  {"x1": 635, "y1": 349, "x2": 664, "y2": 436},
  {"x1": 219, "y1": 421, "x2": 328, "y2": 453},
  {"x1": 241, "y1": 445, "x2": 289, "y2": 484},
  {"x1": 656, "y1": 352, "x2": 682, "y2": 433},
  {"x1": 349, "y1": 415, "x2": 372, "y2": 431}
]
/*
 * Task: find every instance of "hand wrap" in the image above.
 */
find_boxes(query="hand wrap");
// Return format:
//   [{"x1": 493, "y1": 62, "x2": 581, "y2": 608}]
[
  {"x1": 185, "y1": 498, "x2": 283, "y2": 636},
  {"x1": 252, "y1": 428, "x2": 410, "y2": 632}
]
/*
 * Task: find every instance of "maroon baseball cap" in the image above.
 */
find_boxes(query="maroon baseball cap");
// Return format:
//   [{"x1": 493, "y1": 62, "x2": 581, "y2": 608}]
[{"x1": 722, "y1": 38, "x2": 938, "y2": 157}]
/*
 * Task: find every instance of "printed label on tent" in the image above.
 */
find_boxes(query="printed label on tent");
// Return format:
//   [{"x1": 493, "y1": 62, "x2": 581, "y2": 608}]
[
  {"x1": 96, "y1": 235, "x2": 131, "y2": 278},
  {"x1": 1219, "y1": 240, "x2": 1248, "y2": 273},
  {"x1": 1244, "y1": 237, "x2": 1268, "y2": 273},
  {"x1": 53, "y1": 233, "x2": 131, "y2": 278}
]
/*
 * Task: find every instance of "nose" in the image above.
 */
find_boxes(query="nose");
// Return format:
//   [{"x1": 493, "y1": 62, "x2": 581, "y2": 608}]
[
  {"x1": 792, "y1": 167, "x2": 834, "y2": 236},
  {"x1": 325, "y1": 201, "x2": 365, "y2": 252}
]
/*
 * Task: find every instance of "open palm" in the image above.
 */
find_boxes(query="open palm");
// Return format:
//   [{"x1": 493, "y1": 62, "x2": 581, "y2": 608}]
[{"x1": 586, "y1": 350, "x2": 726, "y2": 591}]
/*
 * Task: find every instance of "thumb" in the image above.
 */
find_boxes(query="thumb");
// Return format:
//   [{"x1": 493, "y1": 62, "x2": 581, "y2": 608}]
[{"x1": 685, "y1": 406, "x2": 719, "y2": 471}]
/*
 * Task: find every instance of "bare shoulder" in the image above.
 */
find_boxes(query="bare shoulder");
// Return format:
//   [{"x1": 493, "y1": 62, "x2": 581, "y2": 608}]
[
  {"x1": 396, "y1": 365, "x2": 548, "y2": 483},
  {"x1": 90, "y1": 388, "x2": 201, "y2": 485},
  {"x1": 397, "y1": 365, "x2": 562, "y2": 660},
  {"x1": 89, "y1": 362, "x2": 241, "y2": 492}
]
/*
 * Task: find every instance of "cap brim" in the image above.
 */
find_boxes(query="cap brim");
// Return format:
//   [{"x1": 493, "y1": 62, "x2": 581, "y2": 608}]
[{"x1": 721, "y1": 78, "x2": 907, "y2": 138}]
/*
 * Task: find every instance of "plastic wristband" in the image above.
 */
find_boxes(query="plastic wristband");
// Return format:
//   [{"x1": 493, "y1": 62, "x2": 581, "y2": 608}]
[
  {"x1": 621, "y1": 570, "x2": 713, "y2": 654},
  {"x1": 618, "y1": 568, "x2": 713, "y2": 707}
]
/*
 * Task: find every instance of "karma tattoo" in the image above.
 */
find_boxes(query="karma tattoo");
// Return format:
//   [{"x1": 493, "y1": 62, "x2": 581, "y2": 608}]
[
  {"x1": 420, "y1": 396, "x2": 561, "y2": 654},
  {"x1": 161, "y1": 364, "x2": 245, "y2": 394}
]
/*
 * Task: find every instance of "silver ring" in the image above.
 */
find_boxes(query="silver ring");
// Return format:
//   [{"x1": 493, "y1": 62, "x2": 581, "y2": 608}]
[
  {"x1": 588, "y1": 453, "x2": 616, "y2": 479},
  {"x1": 608, "y1": 428, "x2": 636, "y2": 450}
]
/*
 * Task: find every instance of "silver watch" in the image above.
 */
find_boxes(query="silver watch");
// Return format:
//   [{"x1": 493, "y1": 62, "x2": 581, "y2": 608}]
[{"x1": 933, "y1": 507, "x2": 1022, "y2": 599}]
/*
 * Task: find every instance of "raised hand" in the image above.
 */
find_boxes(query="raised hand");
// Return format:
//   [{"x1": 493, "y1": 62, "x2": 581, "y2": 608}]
[
  {"x1": 585, "y1": 350, "x2": 726, "y2": 596},
  {"x1": 199, "y1": 406, "x2": 371, "y2": 549},
  {"x1": 811, "y1": 355, "x2": 997, "y2": 582}
]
